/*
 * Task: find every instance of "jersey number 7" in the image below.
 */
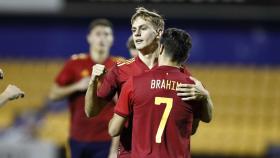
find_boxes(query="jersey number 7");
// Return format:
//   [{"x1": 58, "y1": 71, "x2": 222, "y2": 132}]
[{"x1": 154, "y1": 97, "x2": 173, "y2": 143}]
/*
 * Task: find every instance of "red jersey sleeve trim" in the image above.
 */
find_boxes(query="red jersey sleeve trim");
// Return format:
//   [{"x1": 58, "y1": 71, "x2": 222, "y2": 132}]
[{"x1": 114, "y1": 110, "x2": 129, "y2": 118}]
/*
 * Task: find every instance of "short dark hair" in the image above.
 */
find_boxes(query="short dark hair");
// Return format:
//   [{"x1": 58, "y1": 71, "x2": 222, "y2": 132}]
[
  {"x1": 88, "y1": 19, "x2": 113, "y2": 32},
  {"x1": 127, "y1": 35, "x2": 136, "y2": 49},
  {"x1": 160, "y1": 28, "x2": 192, "y2": 63}
]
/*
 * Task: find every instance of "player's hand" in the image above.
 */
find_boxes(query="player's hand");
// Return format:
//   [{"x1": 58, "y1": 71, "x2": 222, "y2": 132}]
[
  {"x1": 108, "y1": 152, "x2": 117, "y2": 158},
  {"x1": 0, "y1": 68, "x2": 3, "y2": 80},
  {"x1": 89, "y1": 64, "x2": 106, "y2": 84},
  {"x1": 74, "y1": 77, "x2": 91, "y2": 91},
  {"x1": 2, "y1": 84, "x2": 25, "y2": 100},
  {"x1": 176, "y1": 76, "x2": 209, "y2": 101}
]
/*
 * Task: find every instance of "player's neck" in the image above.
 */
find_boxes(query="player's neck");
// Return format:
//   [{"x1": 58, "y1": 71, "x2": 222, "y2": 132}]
[
  {"x1": 89, "y1": 47, "x2": 109, "y2": 64},
  {"x1": 138, "y1": 41, "x2": 159, "y2": 69},
  {"x1": 158, "y1": 59, "x2": 180, "y2": 68},
  {"x1": 138, "y1": 51, "x2": 158, "y2": 69}
]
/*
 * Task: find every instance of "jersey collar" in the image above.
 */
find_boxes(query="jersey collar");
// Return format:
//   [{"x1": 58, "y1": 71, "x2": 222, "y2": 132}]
[
  {"x1": 135, "y1": 56, "x2": 158, "y2": 71},
  {"x1": 153, "y1": 65, "x2": 182, "y2": 73}
]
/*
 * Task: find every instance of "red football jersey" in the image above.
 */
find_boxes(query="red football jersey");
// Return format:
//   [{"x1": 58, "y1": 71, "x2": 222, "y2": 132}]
[
  {"x1": 115, "y1": 66, "x2": 201, "y2": 158},
  {"x1": 97, "y1": 57, "x2": 154, "y2": 157},
  {"x1": 55, "y1": 53, "x2": 117, "y2": 142},
  {"x1": 97, "y1": 57, "x2": 193, "y2": 157},
  {"x1": 98, "y1": 57, "x2": 152, "y2": 100}
]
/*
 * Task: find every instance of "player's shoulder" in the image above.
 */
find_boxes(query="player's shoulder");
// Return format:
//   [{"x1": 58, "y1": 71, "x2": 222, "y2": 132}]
[
  {"x1": 110, "y1": 56, "x2": 127, "y2": 64},
  {"x1": 116, "y1": 57, "x2": 136, "y2": 68},
  {"x1": 180, "y1": 64, "x2": 192, "y2": 76},
  {"x1": 69, "y1": 53, "x2": 89, "y2": 62},
  {"x1": 61, "y1": 53, "x2": 89, "y2": 68}
]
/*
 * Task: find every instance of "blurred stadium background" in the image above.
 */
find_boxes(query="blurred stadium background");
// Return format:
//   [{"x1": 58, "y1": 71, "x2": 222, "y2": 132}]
[{"x1": 0, "y1": 0, "x2": 280, "y2": 158}]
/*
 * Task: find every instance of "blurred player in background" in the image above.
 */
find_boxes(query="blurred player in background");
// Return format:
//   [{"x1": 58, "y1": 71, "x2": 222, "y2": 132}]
[
  {"x1": 85, "y1": 7, "x2": 213, "y2": 158},
  {"x1": 126, "y1": 35, "x2": 137, "y2": 58},
  {"x1": 0, "y1": 68, "x2": 24, "y2": 107},
  {"x1": 48, "y1": 19, "x2": 122, "y2": 158},
  {"x1": 109, "y1": 28, "x2": 213, "y2": 158}
]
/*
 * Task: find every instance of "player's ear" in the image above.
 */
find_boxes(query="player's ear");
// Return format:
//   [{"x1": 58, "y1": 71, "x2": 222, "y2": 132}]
[{"x1": 156, "y1": 29, "x2": 163, "y2": 40}]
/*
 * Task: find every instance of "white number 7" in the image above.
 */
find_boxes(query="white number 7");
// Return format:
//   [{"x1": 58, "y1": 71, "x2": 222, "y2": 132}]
[{"x1": 154, "y1": 97, "x2": 173, "y2": 143}]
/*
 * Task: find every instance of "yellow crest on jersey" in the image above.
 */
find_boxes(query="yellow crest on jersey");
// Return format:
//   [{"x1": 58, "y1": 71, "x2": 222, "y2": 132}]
[
  {"x1": 111, "y1": 56, "x2": 126, "y2": 63},
  {"x1": 81, "y1": 69, "x2": 90, "y2": 77},
  {"x1": 117, "y1": 58, "x2": 135, "y2": 67}
]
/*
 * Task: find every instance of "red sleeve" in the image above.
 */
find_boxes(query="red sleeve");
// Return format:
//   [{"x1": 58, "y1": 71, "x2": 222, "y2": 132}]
[
  {"x1": 97, "y1": 64, "x2": 119, "y2": 101},
  {"x1": 55, "y1": 60, "x2": 75, "y2": 86},
  {"x1": 114, "y1": 77, "x2": 134, "y2": 117}
]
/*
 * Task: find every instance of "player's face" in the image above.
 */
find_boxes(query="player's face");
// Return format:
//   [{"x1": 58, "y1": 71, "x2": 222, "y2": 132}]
[
  {"x1": 131, "y1": 17, "x2": 158, "y2": 52},
  {"x1": 87, "y1": 26, "x2": 113, "y2": 53}
]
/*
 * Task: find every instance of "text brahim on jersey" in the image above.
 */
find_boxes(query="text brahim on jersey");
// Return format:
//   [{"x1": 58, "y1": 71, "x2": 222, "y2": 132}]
[{"x1": 151, "y1": 79, "x2": 182, "y2": 91}]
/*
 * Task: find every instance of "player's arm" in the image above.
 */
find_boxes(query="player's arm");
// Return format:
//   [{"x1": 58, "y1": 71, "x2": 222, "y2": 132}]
[
  {"x1": 177, "y1": 76, "x2": 213, "y2": 123},
  {"x1": 85, "y1": 64, "x2": 107, "y2": 117},
  {"x1": 0, "y1": 85, "x2": 24, "y2": 107},
  {"x1": 108, "y1": 136, "x2": 120, "y2": 158},
  {"x1": 85, "y1": 64, "x2": 118, "y2": 117},
  {"x1": 199, "y1": 93, "x2": 213, "y2": 123},
  {"x1": 108, "y1": 114, "x2": 127, "y2": 137},
  {"x1": 49, "y1": 77, "x2": 90, "y2": 101},
  {"x1": 108, "y1": 78, "x2": 133, "y2": 137},
  {"x1": 0, "y1": 69, "x2": 24, "y2": 106},
  {"x1": 48, "y1": 59, "x2": 90, "y2": 101},
  {"x1": 191, "y1": 118, "x2": 200, "y2": 135}
]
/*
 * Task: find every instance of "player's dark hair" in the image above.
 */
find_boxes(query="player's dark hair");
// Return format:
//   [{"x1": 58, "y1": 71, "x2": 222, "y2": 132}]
[
  {"x1": 88, "y1": 19, "x2": 113, "y2": 32},
  {"x1": 127, "y1": 35, "x2": 136, "y2": 49},
  {"x1": 160, "y1": 28, "x2": 192, "y2": 63}
]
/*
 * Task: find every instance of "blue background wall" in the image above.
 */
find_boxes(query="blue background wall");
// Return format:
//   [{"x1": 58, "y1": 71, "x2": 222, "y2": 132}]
[{"x1": 0, "y1": 17, "x2": 279, "y2": 65}]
